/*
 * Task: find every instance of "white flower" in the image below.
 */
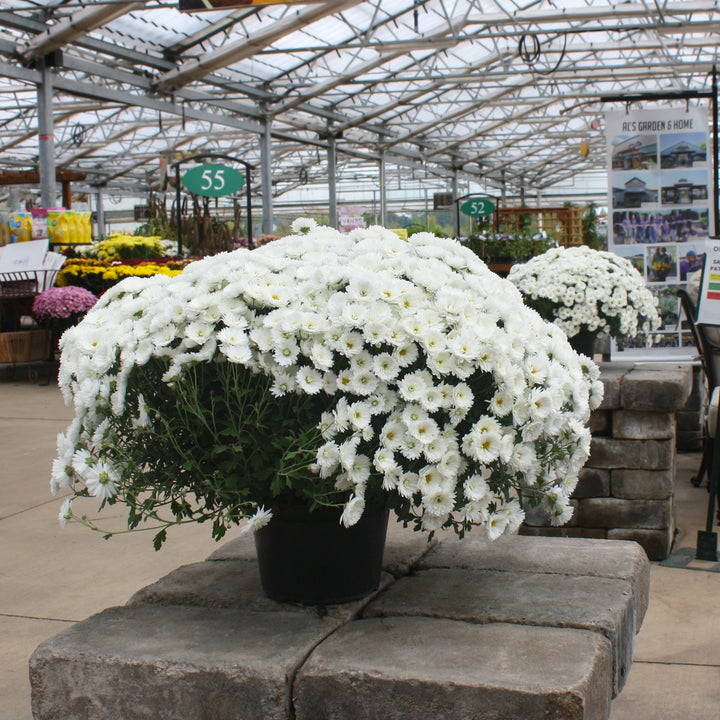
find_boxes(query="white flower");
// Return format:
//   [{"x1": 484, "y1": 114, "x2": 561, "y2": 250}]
[
  {"x1": 452, "y1": 383, "x2": 474, "y2": 410},
  {"x1": 421, "y1": 513, "x2": 448, "y2": 531},
  {"x1": 273, "y1": 337, "x2": 299, "y2": 366},
  {"x1": 489, "y1": 388, "x2": 513, "y2": 417},
  {"x1": 373, "y1": 447, "x2": 397, "y2": 473},
  {"x1": 290, "y1": 217, "x2": 318, "y2": 234},
  {"x1": 373, "y1": 353, "x2": 401, "y2": 381},
  {"x1": 339, "y1": 436, "x2": 361, "y2": 471},
  {"x1": 51, "y1": 457, "x2": 74, "y2": 495},
  {"x1": 422, "y1": 488, "x2": 455, "y2": 517},
  {"x1": 406, "y1": 417, "x2": 440, "y2": 446},
  {"x1": 417, "y1": 464, "x2": 445, "y2": 496},
  {"x1": 380, "y1": 419, "x2": 404, "y2": 450},
  {"x1": 393, "y1": 342, "x2": 419, "y2": 367},
  {"x1": 217, "y1": 326, "x2": 247, "y2": 346},
  {"x1": 399, "y1": 432, "x2": 423, "y2": 460},
  {"x1": 463, "y1": 474, "x2": 490, "y2": 502},
  {"x1": 350, "y1": 369, "x2": 379, "y2": 396},
  {"x1": 310, "y1": 343, "x2": 334, "y2": 370},
  {"x1": 501, "y1": 499, "x2": 525, "y2": 534},
  {"x1": 347, "y1": 453, "x2": 371, "y2": 485},
  {"x1": 337, "y1": 331, "x2": 364, "y2": 357},
  {"x1": 58, "y1": 498, "x2": 73, "y2": 528},
  {"x1": 270, "y1": 369, "x2": 296, "y2": 396},
  {"x1": 397, "y1": 471, "x2": 418, "y2": 498},
  {"x1": 317, "y1": 441, "x2": 341, "y2": 476},
  {"x1": 71, "y1": 448, "x2": 95, "y2": 479},
  {"x1": 84, "y1": 460, "x2": 119, "y2": 502},
  {"x1": 397, "y1": 369, "x2": 432, "y2": 402},
  {"x1": 185, "y1": 321, "x2": 214, "y2": 346},
  {"x1": 340, "y1": 494, "x2": 365, "y2": 527},
  {"x1": 348, "y1": 401, "x2": 373, "y2": 430},
  {"x1": 296, "y1": 366, "x2": 324, "y2": 394},
  {"x1": 241, "y1": 505, "x2": 274, "y2": 534},
  {"x1": 223, "y1": 342, "x2": 252, "y2": 364},
  {"x1": 485, "y1": 511, "x2": 510, "y2": 540}
]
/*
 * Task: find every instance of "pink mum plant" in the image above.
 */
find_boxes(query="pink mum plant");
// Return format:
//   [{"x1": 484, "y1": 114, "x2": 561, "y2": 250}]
[{"x1": 33, "y1": 286, "x2": 98, "y2": 324}]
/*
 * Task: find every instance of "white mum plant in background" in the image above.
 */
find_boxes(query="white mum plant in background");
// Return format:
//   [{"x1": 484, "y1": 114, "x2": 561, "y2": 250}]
[
  {"x1": 507, "y1": 245, "x2": 662, "y2": 341},
  {"x1": 52, "y1": 220, "x2": 602, "y2": 549}
]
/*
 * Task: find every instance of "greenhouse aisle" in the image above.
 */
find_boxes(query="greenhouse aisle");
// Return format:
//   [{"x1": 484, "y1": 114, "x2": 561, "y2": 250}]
[{"x1": 1, "y1": 374, "x2": 719, "y2": 720}]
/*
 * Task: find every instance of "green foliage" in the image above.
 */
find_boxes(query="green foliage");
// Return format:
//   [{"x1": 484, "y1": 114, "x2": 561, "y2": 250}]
[
  {"x1": 517, "y1": 206, "x2": 534, "y2": 235},
  {"x1": 102, "y1": 360, "x2": 339, "y2": 546},
  {"x1": 582, "y1": 203, "x2": 600, "y2": 250},
  {"x1": 134, "y1": 216, "x2": 171, "y2": 240},
  {"x1": 462, "y1": 233, "x2": 556, "y2": 262}
]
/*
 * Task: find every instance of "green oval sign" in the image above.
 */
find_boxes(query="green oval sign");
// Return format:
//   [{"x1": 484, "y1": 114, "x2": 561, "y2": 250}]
[
  {"x1": 182, "y1": 163, "x2": 244, "y2": 197},
  {"x1": 460, "y1": 197, "x2": 496, "y2": 217}
]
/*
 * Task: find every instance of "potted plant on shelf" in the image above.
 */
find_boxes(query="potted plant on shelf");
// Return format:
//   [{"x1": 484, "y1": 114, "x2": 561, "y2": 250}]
[
  {"x1": 52, "y1": 220, "x2": 602, "y2": 604},
  {"x1": 461, "y1": 232, "x2": 557, "y2": 276},
  {"x1": 507, "y1": 245, "x2": 662, "y2": 356},
  {"x1": 31, "y1": 285, "x2": 99, "y2": 357}
]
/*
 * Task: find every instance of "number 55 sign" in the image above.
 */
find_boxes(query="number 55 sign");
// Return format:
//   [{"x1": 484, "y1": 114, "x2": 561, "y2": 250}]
[{"x1": 182, "y1": 163, "x2": 245, "y2": 197}]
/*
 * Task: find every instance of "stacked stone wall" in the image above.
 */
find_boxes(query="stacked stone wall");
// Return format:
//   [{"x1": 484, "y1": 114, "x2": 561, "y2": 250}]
[
  {"x1": 676, "y1": 363, "x2": 703, "y2": 452},
  {"x1": 522, "y1": 363, "x2": 693, "y2": 561}
]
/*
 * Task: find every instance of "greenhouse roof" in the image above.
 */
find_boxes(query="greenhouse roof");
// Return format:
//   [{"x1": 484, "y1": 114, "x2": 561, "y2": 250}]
[{"x1": 1, "y1": 0, "x2": 719, "y2": 201}]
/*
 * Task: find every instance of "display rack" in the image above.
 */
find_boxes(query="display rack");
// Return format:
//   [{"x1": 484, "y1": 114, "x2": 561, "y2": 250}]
[
  {"x1": 497, "y1": 206, "x2": 584, "y2": 246},
  {"x1": 0, "y1": 269, "x2": 57, "y2": 368},
  {"x1": 0, "y1": 268, "x2": 61, "y2": 298}
]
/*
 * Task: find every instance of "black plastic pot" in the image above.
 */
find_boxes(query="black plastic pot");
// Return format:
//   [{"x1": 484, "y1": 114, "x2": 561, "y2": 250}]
[
  {"x1": 569, "y1": 329, "x2": 597, "y2": 357},
  {"x1": 254, "y1": 502, "x2": 390, "y2": 605}
]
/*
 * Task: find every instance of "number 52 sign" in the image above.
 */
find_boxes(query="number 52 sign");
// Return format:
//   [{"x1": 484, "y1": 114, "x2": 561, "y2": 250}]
[
  {"x1": 460, "y1": 197, "x2": 496, "y2": 217},
  {"x1": 182, "y1": 163, "x2": 245, "y2": 197}
]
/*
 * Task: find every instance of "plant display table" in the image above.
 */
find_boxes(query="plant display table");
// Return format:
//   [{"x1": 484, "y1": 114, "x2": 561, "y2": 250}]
[{"x1": 30, "y1": 530, "x2": 649, "y2": 720}]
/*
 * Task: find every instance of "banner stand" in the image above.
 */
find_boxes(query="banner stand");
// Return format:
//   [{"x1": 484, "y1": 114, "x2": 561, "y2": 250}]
[
  {"x1": 603, "y1": 68, "x2": 719, "y2": 560},
  {"x1": 695, "y1": 238, "x2": 720, "y2": 560}
]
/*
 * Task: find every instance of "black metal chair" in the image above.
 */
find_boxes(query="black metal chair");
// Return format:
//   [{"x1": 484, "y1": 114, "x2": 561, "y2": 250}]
[{"x1": 677, "y1": 287, "x2": 720, "y2": 487}]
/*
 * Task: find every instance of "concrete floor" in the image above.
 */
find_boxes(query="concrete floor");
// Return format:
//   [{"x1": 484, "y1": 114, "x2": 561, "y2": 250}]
[{"x1": 1, "y1": 371, "x2": 719, "y2": 720}]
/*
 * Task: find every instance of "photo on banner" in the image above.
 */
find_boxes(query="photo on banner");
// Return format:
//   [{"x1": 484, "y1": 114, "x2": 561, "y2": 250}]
[{"x1": 606, "y1": 107, "x2": 712, "y2": 354}]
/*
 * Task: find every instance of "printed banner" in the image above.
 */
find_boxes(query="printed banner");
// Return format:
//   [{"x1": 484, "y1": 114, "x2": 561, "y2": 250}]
[
  {"x1": 606, "y1": 107, "x2": 712, "y2": 349},
  {"x1": 338, "y1": 206, "x2": 366, "y2": 233},
  {"x1": 696, "y1": 239, "x2": 720, "y2": 326}
]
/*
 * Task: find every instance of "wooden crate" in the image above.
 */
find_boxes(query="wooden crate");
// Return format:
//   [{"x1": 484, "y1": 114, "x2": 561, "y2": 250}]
[{"x1": 0, "y1": 330, "x2": 50, "y2": 364}]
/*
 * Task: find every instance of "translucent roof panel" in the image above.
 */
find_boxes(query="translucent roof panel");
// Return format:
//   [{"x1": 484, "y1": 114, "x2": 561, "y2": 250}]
[{"x1": 0, "y1": 0, "x2": 718, "y2": 199}]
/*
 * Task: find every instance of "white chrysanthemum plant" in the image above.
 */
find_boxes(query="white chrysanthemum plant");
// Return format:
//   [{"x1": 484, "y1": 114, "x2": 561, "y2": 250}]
[
  {"x1": 52, "y1": 219, "x2": 603, "y2": 549},
  {"x1": 507, "y1": 245, "x2": 662, "y2": 342}
]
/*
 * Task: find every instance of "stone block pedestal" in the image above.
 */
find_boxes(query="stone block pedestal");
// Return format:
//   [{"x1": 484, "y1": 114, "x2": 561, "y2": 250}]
[
  {"x1": 30, "y1": 528, "x2": 649, "y2": 720},
  {"x1": 523, "y1": 362, "x2": 693, "y2": 560}
]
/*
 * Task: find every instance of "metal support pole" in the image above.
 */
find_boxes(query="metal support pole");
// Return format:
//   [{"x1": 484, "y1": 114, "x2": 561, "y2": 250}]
[
  {"x1": 328, "y1": 133, "x2": 338, "y2": 228},
  {"x1": 245, "y1": 166, "x2": 254, "y2": 249},
  {"x1": 379, "y1": 150, "x2": 387, "y2": 227},
  {"x1": 94, "y1": 188, "x2": 105, "y2": 240},
  {"x1": 697, "y1": 409, "x2": 720, "y2": 560},
  {"x1": 175, "y1": 164, "x2": 182, "y2": 255},
  {"x1": 452, "y1": 170, "x2": 460, "y2": 237},
  {"x1": 261, "y1": 115, "x2": 273, "y2": 236},
  {"x1": 37, "y1": 57, "x2": 57, "y2": 208},
  {"x1": 713, "y1": 66, "x2": 719, "y2": 236}
]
